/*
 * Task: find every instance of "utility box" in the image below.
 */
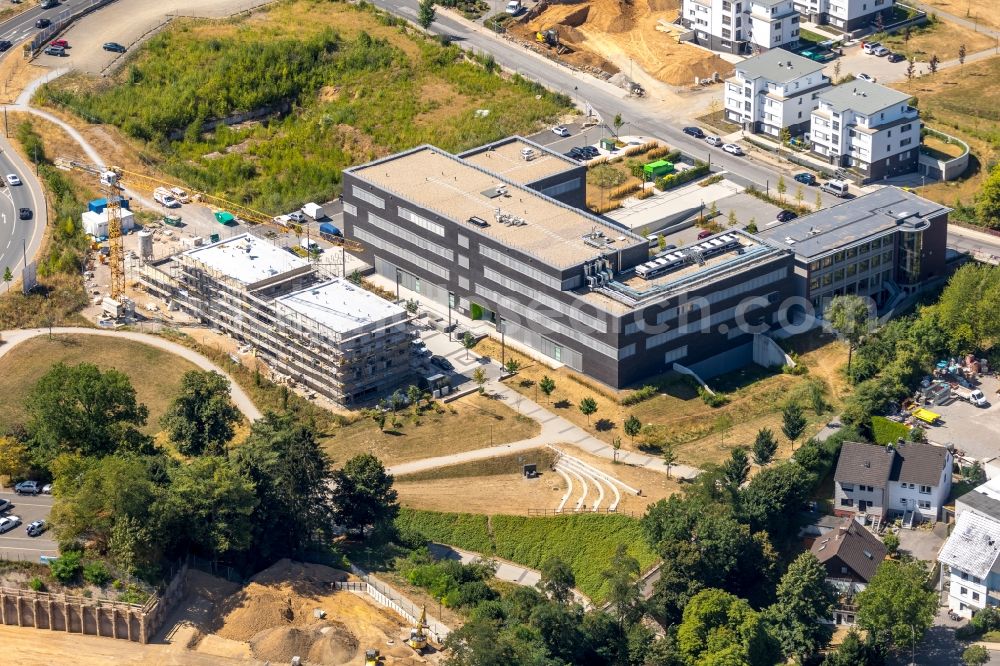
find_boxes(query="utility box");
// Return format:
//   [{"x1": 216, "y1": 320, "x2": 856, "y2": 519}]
[
  {"x1": 643, "y1": 160, "x2": 674, "y2": 179},
  {"x1": 600, "y1": 138, "x2": 616, "y2": 151}
]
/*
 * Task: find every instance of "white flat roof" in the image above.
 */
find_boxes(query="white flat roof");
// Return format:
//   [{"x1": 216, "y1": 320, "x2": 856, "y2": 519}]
[
  {"x1": 275, "y1": 278, "x2": 405, "y2": 334},
  {"x1": 185, "y1": 233, "x2": 308, "y2": 285}
]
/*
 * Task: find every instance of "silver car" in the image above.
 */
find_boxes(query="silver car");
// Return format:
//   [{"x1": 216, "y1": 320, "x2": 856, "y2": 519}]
[
  {"x1": 705, "y1": 135, "x2": 723, "y2": 147},
  {"x1": 0, "y1": 515, "x2": 21, "y2": 534}
]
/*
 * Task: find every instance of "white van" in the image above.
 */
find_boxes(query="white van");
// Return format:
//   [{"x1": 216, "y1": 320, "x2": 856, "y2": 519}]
[
  {"x1": 153, "y1": 187, "x2": 180, "y2": 208},
  {"x1": 505, "y1": 0, "x2": 522, "y2": 14},
  {"x1": 301, "y1": 202, "x2": 326, "y2": 220},
  {"x1": 821, "y1": 179, "x2": 850, "y2": 198}
]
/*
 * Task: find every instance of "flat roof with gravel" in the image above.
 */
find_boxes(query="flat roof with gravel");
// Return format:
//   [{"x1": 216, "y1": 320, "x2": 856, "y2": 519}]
[
  {"x1": 184, "y1": 233, "x2": 308, "y2": 285},
  {"x1": 274, "y1": 278, "x2": 406, "y2": 335},
  {"x1": 459, "y1": 136, "x2": 579, "y2": 184}
]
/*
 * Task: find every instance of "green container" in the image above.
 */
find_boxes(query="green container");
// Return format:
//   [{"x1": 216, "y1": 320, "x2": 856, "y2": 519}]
[
  {"x1": 209, "y1": 234, "x2": 221, "y2": 243},
  {"x1": 643, "y1": 159, "x2": 674, "y2": 179},
  {"x1": 163, "y1": 214, "x2": 181, "y2": 227},
  {"x1": 214, "y1": 211, "x2": 236, "y2": 225},
  {"x1": 600, "y1": 137, "x2": 616, "y2": 151}
]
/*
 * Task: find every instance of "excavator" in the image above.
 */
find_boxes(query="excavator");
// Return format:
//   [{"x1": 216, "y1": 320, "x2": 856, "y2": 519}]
[
  {"x1": 365, "y1": 649, "x2": 385, "y2": 665},
  {"x1": 535, "y1": 28, "x2": 569, "y2": 54},
  {"x1": 406, "y1": 606, "x2": 429, "y2": 652}
]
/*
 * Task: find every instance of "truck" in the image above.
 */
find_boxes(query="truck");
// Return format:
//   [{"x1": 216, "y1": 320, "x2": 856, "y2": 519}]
[
  {"x1": 169, "y1": 187, "x2": 190, "y2": 203},
  {"x1": 301, "y1": 202, "x2": 326, "y2": 220},
  {"x1": 153, "y1": 187, "x2": 180, "y2": 208},
  {"x1": 953, "y1": 384, "x2": 989, "y2": 407},
  {"x1": 318, "y1": 222, "x2": 341, "y2": 240},
  {"x1": 300, "y1": 238, "x2": 320, "y2": 253}
]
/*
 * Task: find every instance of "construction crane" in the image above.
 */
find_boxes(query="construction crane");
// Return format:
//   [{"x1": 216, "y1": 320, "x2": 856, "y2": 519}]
[{"x1": 56, "y1": 157, "x2": 364, "y2": 294}]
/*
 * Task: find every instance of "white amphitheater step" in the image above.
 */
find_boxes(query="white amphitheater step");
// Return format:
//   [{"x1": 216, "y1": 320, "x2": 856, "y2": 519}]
[{"x1": 554, "y1": 467, "x2": 573, "y2": 513}]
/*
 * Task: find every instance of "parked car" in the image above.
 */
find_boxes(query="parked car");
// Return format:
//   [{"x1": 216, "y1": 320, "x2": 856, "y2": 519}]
[
  {"x1": 683, "y1": 126, "x2": 705, "y2": 138},
  {"x1": 566, "y1": 147, "x2": 584, "y2": 159},
  {"x1": 793, "y1": 172, "x2": 817, "y2": 186},
  {"x1": 42, "y1": 45, "x2": 64, "y2": 56},
  {"x1": 551, "y1": 125, "x2": 570, "y2": 137},
  {"x1": 697, "y1": 230, "x2": 713, "y2": 240},
  {"x1": 35, "y1": 18, "x2": 50, "y2": 28},
  {"x1": 14, "y1": 480, "x2": 39, "y2": 495},
  {"x1": 41, "y1": 483, "x2": 52, "y2": 494},
  {"x1": 26, "y1": 520, "x2": 46, "y2": 537},
  {"x1": 19, "y1": 207, "x2": 31, "y2": 220},
  {"x1": 887, "y1": 52, "x2": 905, "y2": 63},
  {"x1": 431, "y1": 355, "x2": 454, "y2": 372},
  {"x1": 872, "y1": 45, "x2": 890, "y2": 57},
  {"x1": 0, "y1": 498, "x2": 10, "y2": 514},
  {"x1": 287, "y1": 211, "x2": 306, "y2": 223},
  {"x1": 505, "y1": 0, "x2": 523, "y2": 14},
  {"x1": 6, "y1": 173, "x2": 21, "y2": 186},
  {"x1": 705, "y1": 135, "x2": 724, "y2": 147},
  {"x1": 0, "y1": 515, "x2": 20, "y2": 534},
  {"x1": 103, "y1": 42, "x2": 127, "y2": 53},
  {"x1": 722, "y1": 143, "x2": 744, "y2": 156},
  {"x1": 821, "y1": 179, "x2": 850, "y2": 197},
  {"x1": 856, "y1": 73, "x2": 876, "y2": 82},
  {"x1": 0, "y1": 41, "x2": 12, "y2": 52},
  {"x1": 50, "y1": 39, "x2": 68, "y2": 48},
  {"x1": 862, "y1": 41, "x2": 881, "y2": 55},
  {"x1": 776, "y1": 209, "x2": 798, "y2": 222},
  {"x1": 579, "y1": 146, "x2": 599, "y2": 156}
]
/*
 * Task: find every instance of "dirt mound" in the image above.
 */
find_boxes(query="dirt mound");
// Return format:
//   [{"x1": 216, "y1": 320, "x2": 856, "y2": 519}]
[
  {"x1": 561, "y1": 4, "x2": 590, "y2": 26},
  {"x1": 647, "y1": 0, "x2": 679, "y2": 11},
  {"x1": 651, "y1": 54, "x2": 732, "y2": 85},
  {"x1": 216, "y1": 586, "x2": 296, "y2": 641},
  {"x1": 250, "y1": 625, "x2": 317, "y2": 663},
  {"x1": 605, "y1": 2, "x2": 637, "y2": 32},
  {"x1": 556, "y1": 24, "x2": 586, "y2": 43},
  {"x1": 250, "y1": 559, "x2": 349, "y2": 587},
  {"x1": 308, "y1": 622, "x2": 360, "y2": 664}
]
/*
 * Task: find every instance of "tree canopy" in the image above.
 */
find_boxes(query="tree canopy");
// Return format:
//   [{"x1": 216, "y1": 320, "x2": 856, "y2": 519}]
[
  {"x1": 766, "y1": 552, "x2": 835, "y2": 662},
  {"x1": 677, "y1": 589, "x2": 780, "y2": 666},
  {"x1": 161, "y1": 370, "x2": 241, "y2": 456},
  {"x1": 856, "y1": 559, "x2": 937, "y2": 650},
  {"x1": 330, "y1": 453, "x2": 399, "y2": 537}
]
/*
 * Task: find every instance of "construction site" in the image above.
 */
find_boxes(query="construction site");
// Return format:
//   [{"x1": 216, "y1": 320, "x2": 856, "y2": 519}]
[{"x1": 507, "y1": 0, "x2": 733, "y2": 87}]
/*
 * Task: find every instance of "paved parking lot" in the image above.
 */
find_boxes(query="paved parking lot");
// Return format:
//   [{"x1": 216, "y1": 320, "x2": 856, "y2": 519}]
[
  {"x1": 823, "y1": 45, "x2": 912, "y2": 85},
  {"x1": 923, "y1": 376, "x2": 1000, "y2": 461},
  {"x1": 0, "y1": 490, "x2": 57, "y2": 562}
]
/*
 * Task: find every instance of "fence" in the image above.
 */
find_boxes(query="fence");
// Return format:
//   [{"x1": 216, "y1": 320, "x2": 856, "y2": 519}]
[
  {"x1": 343, "y1": 565, "x2": 451, "y2": 640},
  {"x1": 0, "y1": 562, "x2": 187, "y2": 644},
  {"x1": 526, "y1": 507, "x2": 642, "y2": 517},
  {"x1": 26, "y1": 0, "x2": 120, "y2": 56}
]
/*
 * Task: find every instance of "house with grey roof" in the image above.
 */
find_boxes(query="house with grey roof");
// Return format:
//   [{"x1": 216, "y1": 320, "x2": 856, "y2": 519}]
[
  {"x1": 938, "y1": 511, "x2": 1000, "y2": 618},
  {"x1": 682, "y1": 0, "x2": 800, "y2": 55},
  {"x1": 811, "y1": 517, "x2": 887, "y2": 625},
  {"x1": 810, "y1": 80, "x2": 921, "y2": 182},
  {"x1": 834, "y1": 441, "x2": 952, "y2": 525},
  {"x1": 756, "y1": 187, "x2": 949, "y2": 314},
  {"x1": 725, "y1": 49, "x2": 832, "y2": 136}
]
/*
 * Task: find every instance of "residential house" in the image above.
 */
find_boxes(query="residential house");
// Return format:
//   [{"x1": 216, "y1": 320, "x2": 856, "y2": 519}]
[
  {"x1": 810, "y1": 80, "x2": 921, "y2": 182},
  {"x1": 682, "y1": 0, "x2": 799, "y2": 55},
  {"x1": 725, "y1": 48, "x2": 832, "y2": 136},
  {"x1": 794, "y1": 0, "x2": 893, "y2": 31},
  {"x1": 834, "y1": 441, "x2": 952, "y2": 524},
  {"x1": 811, "y1": 517, "x2": 888, "y2": 625},
  {"x1": 938, "y1": 511, "x2": 1000, "y2": 618}
]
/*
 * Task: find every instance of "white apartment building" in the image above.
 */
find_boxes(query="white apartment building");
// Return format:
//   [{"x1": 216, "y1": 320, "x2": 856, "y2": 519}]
[
  {"x1": 939, "y1": 511, "x2": 1000, "y2": 619},
  {"x1": 725, "y1": 48, "x2": 832, "y2": 136},
  {"x1": 794, "y1": 0, "x2": 893, "y2": 31},
  {"x1": 810, "y1": 80, "x2": 920, "y2": 183},
  {"x1": 682, "y1": 0, "x2": 799, "y2": 55}
]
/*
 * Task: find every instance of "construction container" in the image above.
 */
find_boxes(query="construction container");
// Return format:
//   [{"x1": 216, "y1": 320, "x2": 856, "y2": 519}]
[
  {"x1": 318, "y1": 222, "x2": 341, "y2": 238},
  {"x1": 600, "y1": 138, "x2": 616, "y2": 151},
  {"x1": 643, "y1": 160, "x2": 674, "y2": 179},
  {"x1": 88, "y1": 197, "x2": 131, "y2": 214},
  {"x1": 164, "y1": 214, "x2": 182, "y2": 227},
  {"x1": 302, "y1": 202, "x2": 326, "y2": 220},
  {"x1": 214, "y1": 211, "x2": 236, "y2": 225},
  {"x1": 209, "y1": 233, "x2": 221, "y2": 243},
  {"x1": 137, "y1": 230, "x2": 153, "y2": 259}
]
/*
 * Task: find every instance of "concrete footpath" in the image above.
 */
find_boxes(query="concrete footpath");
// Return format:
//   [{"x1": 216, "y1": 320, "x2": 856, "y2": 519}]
[{"x1": 0, "y1": 327, "x2": 262, "y2": 421}]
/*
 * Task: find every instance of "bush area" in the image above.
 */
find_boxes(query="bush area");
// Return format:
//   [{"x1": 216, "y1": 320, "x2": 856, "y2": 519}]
[
  {"x1": 396, "y1": 508, "x2": 656, "y2": 602},
  {"x1": 655, "y1": 162, "x2": 709, "y2": 190},
  {"x1": 41, "y1": 1, "x2": 571, "y2": 214},
  {"x1": 871, "y1": 416, "x2": 911, "y2": 445}
]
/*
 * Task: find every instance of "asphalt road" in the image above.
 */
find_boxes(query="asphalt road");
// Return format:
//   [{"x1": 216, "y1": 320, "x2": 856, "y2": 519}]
[
  {"x1": 0, "y1": 152, "x2": 42, "y2": 281},
  {"x1": 0, "y1": 0, "x2": 96, "y2": 46},
  {"x1": 0, "y1": 490, "x2": 57, "y2": 562}
]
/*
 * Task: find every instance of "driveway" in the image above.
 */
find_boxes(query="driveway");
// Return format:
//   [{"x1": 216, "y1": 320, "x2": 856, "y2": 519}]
[
  {"x1": 922, "y1": 376, "x2": 1000, "y2": 461},
  {"x1": 827, "y1": 47, "x2": 912, "y2": 84},
  {"x1": 0, "y1": 490, "x2": 57, "y2": 561},
  {"x1": 896, "y1": 522, "x2": 947, "y2": 561}
]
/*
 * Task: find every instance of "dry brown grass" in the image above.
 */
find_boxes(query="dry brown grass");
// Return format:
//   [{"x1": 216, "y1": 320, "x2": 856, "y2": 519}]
[
  {"x1": 322, "y1": 393, "x2": 540, "y2": 468},
  {"x1": 915, "y1": 0, "x2": 1000, "y2": 30},
  {"x1": 396, "y1": 473, "x2": 568, "y2": 514},
  {"x1": 0, "y1": 57, "x2": 47, "y2": 105},
  {"x1": 484, "y1": 330, "x2": 847, "y2": 469},
  {"x1": 879, "y1": 19, "x2": 996, "y2": 62}
]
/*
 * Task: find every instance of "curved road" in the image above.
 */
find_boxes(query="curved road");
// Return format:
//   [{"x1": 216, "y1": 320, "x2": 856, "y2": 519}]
[{"x1": 0, "y1": 327, "x2": 262, "y2": 421}]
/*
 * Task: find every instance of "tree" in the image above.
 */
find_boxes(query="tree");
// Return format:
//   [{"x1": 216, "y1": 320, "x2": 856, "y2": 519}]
[
  {"x1": 504, "y1": 358, "x2": 520, "y2": 375},
  {"x1": 795, "y1": 185, "x2": 804, "y2": 209},
  {"x1": 903, "y1": 24, "x2": 912, "y2": 41},
  {"x1": 624, "y1": 414, "x2": 642, "y2": 445},
  {"x1": 2, "y1": 266, "x2": 10, "y2": 292},
  {"x1": 966, "y1": 460, "x2": 987, "y2": 485},
  {"x1": 777, "y1": 175, "x2": 787, "y2": 202},
  {"x1": 723, "y1": 447, "x2": 750, "y2": 487},
  {"x1": 461, "y1": 332, "x2": 476, "y2": 359},
  {"x1": 833, "y1": 60, "x2": 842, "y2": 82},
  {"x1": 372, "y1": 408, "x2": 387, "y2": 432},
  {"x1": 779, "y1": 126, "x2": 791, "y2": 148},
  {"x1": 657, "y1": 234, "x2": 666, "y2": 251},
  {"x1": 964, "y1": 645, "x2": 991, "y2": 666},
  {"x1": 959, "y1": 43, "x2": 967, "y2": 67},
  {"x1": 976, "y1": 164, "x2": 1000, "y2": 228},
  {"x1": 539, "y1": 375, "x2": 556, "y2": 402},
  {"x1": 815, "y1": 190, "x2": 822, "y2": 211},
  {"x1": 728, "y1": 209, "x2": 737, "y2": 227},
  {"x1": 929, "y1": 53, "x2": 940, "y2": 76},
  {"x1": 856, "y1": 559, "x2": 937, "y2": 650},
  {"x1": 822, "y1": 630, "x2": 876, "y2": 666},
  {"x1": 882, "y1": 531, "x2": 899, "y2": 557},
  {"x1": 233, "y1": 412, "x2": 337, "y2": 565},
  {"x1": 472, "y1": 367, "x2": 487, "y2": 393},
  {"x1": 661, "y1": 443, "x2": 677, "y2": 478},
  {"x1": 752, "y1": 428, "x2": 778, "y2": 466},
  {"x1": 874, "y1": 10, "x2": 884, "y2": 32},
  {"x1": 538, "y1": 555, "x2": 576, "y2": 604},
  {"x1": 0, "y1": 436, "x2": 29, "y2": 487},
  {"x1": 677, "y1": 589, "x2": 780, "y2": 666},
  {"x1": 905, "y1": 57, "x2": 915, "y2": 81},
  {"x1": 407, "y1": 384, "x2": 422, "y2": 417},
  {"x1": 603, "y1": 544, "x2": 643, "y2": 629},
  {"x1": 613, "y1": 112, "x2": 624, "y2": 138},
  {"x1": 781, "y1": 403, "x2": 807, "y2": 442},
  {"x1": 160, "y1": 370, "x2": 241, "y2": 457},
  {"x1": 827, "y1": 294, "x2": 872, "y2": 373},
  {"x1": 767, "y1": 552, "x2": 835, "y2": 663},
  {"x1": 27, "y1": 362, "x2": 152, "y2": 464},
  {"x1": 330, "y1": 453, "x2": 398, "y2": 537},
  {"x1": 739, "y1": 462, "x2": 815, "y2": 542},
  {"x1": 579, "y1": 396, "x2": 598, "y2": 425},
  {"x1": 417, "y1": 0, "x2": 435, "y2": 29},
  {"x1": 746, "y1": 217, "x2": 757, "y2": 233}
]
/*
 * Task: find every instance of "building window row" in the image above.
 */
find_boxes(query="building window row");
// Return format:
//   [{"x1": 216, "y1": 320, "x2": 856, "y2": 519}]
[
  {"x1": 368, "y1": 213, "x2": 454, "y2": 262},
  {"x1": 343, "y1": 202, "x2": 357, "y2": 217},
  {"x1": 482, "y1": 266, "x2": 608, "y2": 333},
  {"x1": 663, "y1": 345, "x2": 688, "y2": 364},
  {"x1": 398, "y1": 207, "x2": 445, "y2": 237},
  {"x1": 479, "y1": 245, "x2": 562, "y2": 290},
  {"x1": 351, "y1": 186, "x2": 384, "y2": 209},
  {"x1": 353, "y1": 227, "x2": 450, "y2": 280}
]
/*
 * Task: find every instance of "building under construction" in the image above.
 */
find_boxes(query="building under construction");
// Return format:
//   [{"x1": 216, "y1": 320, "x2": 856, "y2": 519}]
[{"x1": 141, "y1": 233, "x2": 415, "y2": 405}]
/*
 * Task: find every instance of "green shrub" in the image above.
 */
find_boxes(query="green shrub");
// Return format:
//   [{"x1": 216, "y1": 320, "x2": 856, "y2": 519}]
[
  {"x1": 83, "y1": 561, "x2": 112, "y2": 587},
  {"x1": 698, "y1": 386, "x2": 729, "y2": 407},
  {"x1": 621, "y1": 385, "x2": 657, "y2": 406},
  {"x1": 871, "y1": 416, "x2": 910, "y2": 445},
  {"x1": 28, "y1": 577, "x2": 44, "y2": 591},
  {"x1": 50, "y1": 551, "x2": 83, "y2": 583},
  {"x1": 655, "y1": 162, "x2": 710, "y2": 190},
  {"x1": 396, "y1": 508, "x2": 493, "y2": 553}
]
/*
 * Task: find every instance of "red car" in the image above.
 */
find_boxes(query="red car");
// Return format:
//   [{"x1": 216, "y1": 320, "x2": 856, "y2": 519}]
[
  {"x1": 49, "y1": 39, "x2": 68, "y2": 48},
  {"x1": 697, "y1": 230, "x2": 713, "y2": 240}
]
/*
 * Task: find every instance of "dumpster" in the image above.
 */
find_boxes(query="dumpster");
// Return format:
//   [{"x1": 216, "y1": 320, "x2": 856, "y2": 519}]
[
  {"x1": 209, "y1": 233, "x2": 221, "y2": 243},
  {"x1": 911, "y1": 408, "x2": 941, "y2": 425},
  {"x1": 214, "y1": 211, "x2": 236, "y2": 226},
  {"x1": 599, "y1": 138, "x2": 616, "y2": 151},
  {"x1": 163, "y1": 214, "x2": 182, "y2": 227}
]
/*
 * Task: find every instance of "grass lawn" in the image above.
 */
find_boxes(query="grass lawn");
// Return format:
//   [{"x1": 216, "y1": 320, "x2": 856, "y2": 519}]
[
  {"x1": 897, "y1": 56, "x2": 1000, "y2": 208},
  {"x1": 0, "y1": 334, "x2": 200, "y2": 435},
  {"x1": 871, "y1": 415, "x2": 911, "y2": 445},
  {"x1": 877, "y1": 19, "x2": 995, "y2": 63},
  {"x1": 798, "y1": 29, "x2": 828, "y2": 45},
  {"x1": 481, "y1": 329, "x2": 848, "y2": 469},
  {"x1": 41, "y1": 0, "x2": 572, "y2": 214},
  {"x1": 322, "y1": 393, "x2": 539, "y2": 468}
]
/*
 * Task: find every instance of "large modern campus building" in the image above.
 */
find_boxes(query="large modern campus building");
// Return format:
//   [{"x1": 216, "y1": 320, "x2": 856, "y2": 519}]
[
  {"x1": 341, "y1": 135, "x2": 949, "y2": 390},
  {"x1": 140, "y1": 233, "x2": 414, "y2": 405}
]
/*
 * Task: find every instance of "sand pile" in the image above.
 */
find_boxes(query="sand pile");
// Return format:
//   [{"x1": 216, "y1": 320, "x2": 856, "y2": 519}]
[
  {"x1": 251, "y1": 625, "x2": 319, "y2": 663},
  {"x1": 216, "y1": 587, "x2": 296, "y2": 641},
  {"x1": 249, "y1": 559, "x2": 349, "y2": 586},
  {"x1": 308, "y1": 622, "x2": 360, "y2": 663}
]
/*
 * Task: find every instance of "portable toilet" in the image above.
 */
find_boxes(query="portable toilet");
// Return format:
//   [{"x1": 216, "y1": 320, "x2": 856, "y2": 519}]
[{"x1": 643, "y1": 160, "x2": 675, "y2": 180}]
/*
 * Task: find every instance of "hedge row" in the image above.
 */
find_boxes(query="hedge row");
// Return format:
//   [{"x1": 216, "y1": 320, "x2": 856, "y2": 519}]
[
  {"x1": 396, "y1": 508, "x2": 494, "y2": 554},
  {"x1": 655, "y1": 162, "x2": 710, "y2": 190}
]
